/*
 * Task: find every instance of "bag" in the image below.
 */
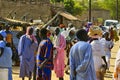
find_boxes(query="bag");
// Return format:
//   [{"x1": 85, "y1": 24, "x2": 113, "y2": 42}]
[{"x1": 0, "y1": 68, "x2": 8, "y2": 80}]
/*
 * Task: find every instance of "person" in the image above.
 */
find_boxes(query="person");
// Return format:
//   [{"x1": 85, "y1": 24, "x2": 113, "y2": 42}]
[
  {"x1": 109, "y1": 25, "x2": 119, "y2": 42},
  {"x1": 69, "y1": 29, "x2": 96, "y2": 80},
  {"x1": 59, "y1": 24, "x2": 65, "y2": 33},
  {"x1": 18, "y1": 27, "x2": 38, "y2": 80},
  {"x1": 53, "y1": 28, "x2": 66, "y2": 80},
  {"x1": 47, "y1": 29, "x2": 54, "y2": 42},
  {"x1": 88, "y1": 26, "x2": 107, "y2": 80},
  {"x1": 33, "y1": 28, "x2": 41, "y2": 80},
  {"x1": 16, "y1": 26, "x2": 27, "y2": 39},
  {"x1": 0, "y1": 31, "x2": 13, "y2": 80},
  {"x1": 5, "y1": 25, "x2": 13, "y2": 47},
  {"x1": 35, "y1": 28, "x2": 41, "y2": 44},
  {"x1": 5, "y1": 25, "x2": 18, "y2": 65},
  {"x1": 36, "y1": 28, "x2": 54, "y2": 80},
  {"x1": 86, "y1": 22, "x2": 92, "y2": 33},
  {"x1": 67, "y1": 23, "x2": 75, "y2": 31},
  {"x1": 113, "y1": 49, "x2": 120, "y2": 80},
  {"x1": 65, "y1": 30, "x2": 76, "y2": 74},
  {"x1": 101, "y1": 32, "x2": 114, "y2": 71}
]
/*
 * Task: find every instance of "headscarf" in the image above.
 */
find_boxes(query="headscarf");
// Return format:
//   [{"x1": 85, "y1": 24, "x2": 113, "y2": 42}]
[
  {"x1": 26, "y1": 27, "x2": 33, "y2": 35},
  {"x1": 26, "y1": 27, "x2": 37, "y2": 43},
  {"x1": 59, "y1": 24, "x2": 65, "y2": 28}
]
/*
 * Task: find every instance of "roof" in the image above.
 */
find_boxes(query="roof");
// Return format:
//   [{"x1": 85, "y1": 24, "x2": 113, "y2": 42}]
[
  {"x1": 59, "y1": 12, "x2": 78, "y2": 21},
  {"x1": 0, "y1": 17, "x2": 34, "y2": 26},
  {"x1": 4, "y1": 18, "x2": 28, "y2": 24}
]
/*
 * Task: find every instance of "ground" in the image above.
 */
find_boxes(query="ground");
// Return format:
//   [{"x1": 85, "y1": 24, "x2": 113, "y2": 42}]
[{"x1": 12, "y1": 40, "x2": 120, "y2": 80}]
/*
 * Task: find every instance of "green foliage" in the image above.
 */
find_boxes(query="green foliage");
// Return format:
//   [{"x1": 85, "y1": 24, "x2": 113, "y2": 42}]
[
  {"x1": 64, "y1": 0, "x2": 75, "y2": 14},
  {"x1": 50, "y1": 0, "x2": 120, "y2": 19},
  {"x1": 100, "y1": 0, "x2": 120, "y2": 19},
  {"x1": 50, "y1": 0, "x2": 64, "y2": 3},
  {"x1": 73, "y1": 2, "x2": 86, "y2": 15},
  {"x1": 64, "y1": 0, "x2": 87, "y2": 15}
]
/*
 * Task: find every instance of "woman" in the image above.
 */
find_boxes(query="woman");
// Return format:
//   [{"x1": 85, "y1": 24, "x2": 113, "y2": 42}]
[
  {"x1": 18, "y1": 27, "x2": 38, "y2": 80},
  {"x1": 53, "y1": 28, "x2": 66, "y2": 80}
]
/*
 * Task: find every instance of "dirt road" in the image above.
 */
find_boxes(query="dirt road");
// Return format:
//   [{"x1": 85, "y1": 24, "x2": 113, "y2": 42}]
[{"x1": 12, "y1": 41, "x2": 120, "y2": 80}]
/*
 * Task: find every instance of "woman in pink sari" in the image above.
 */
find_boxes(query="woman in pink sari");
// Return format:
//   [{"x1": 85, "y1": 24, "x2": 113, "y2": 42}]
[{"x1": 53, "y1": 28, "x2": 66, "y2": 80}]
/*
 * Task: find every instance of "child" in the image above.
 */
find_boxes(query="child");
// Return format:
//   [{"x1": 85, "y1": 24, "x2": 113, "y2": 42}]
[{"x1": 103, "y1": 32, "x2": 114, "y2": 71}]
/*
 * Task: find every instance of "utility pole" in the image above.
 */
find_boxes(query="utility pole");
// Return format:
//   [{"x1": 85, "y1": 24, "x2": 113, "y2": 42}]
[
  {"x1": 89, "y1": 0, "x2": 91, "y2": 22},
  {"x1": 116, "y1": 0, "x2": 118, "y2": 20},
  {"x1": 0, "y1": 0, "x2": 1, "y2": 16}
]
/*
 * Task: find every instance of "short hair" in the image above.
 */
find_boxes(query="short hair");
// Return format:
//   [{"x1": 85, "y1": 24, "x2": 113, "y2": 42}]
[
  {"x1": 76, "y1": 29, "x2": 88, "y2": 41},
  {"x1": 40, "y1": 28, "x2": 47, "y2": 36}
]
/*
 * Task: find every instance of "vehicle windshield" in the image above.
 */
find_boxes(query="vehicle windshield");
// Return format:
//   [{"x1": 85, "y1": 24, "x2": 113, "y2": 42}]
[{"x1": 106, "y1": 22, "x2": 118, "y2": 26}]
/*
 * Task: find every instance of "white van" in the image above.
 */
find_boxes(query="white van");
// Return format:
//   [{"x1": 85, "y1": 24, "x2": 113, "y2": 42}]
[{"x1": 104, "y1": 19, "x2": 118, "y2": 29}]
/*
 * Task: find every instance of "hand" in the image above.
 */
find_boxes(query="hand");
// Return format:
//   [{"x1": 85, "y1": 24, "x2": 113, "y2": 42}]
[{"x1": 39, "y1": 63, "x2": 44, "y2": 69}]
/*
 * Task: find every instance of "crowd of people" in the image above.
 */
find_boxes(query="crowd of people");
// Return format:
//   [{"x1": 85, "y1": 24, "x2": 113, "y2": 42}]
[{"x1": 0, "y1": 22, "x2": 120, "y2": 80}]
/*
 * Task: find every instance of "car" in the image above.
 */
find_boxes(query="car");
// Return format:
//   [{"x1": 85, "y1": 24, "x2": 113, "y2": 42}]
[{"x1": 104, "y1": 19, "x2": 118, "y2": 30}]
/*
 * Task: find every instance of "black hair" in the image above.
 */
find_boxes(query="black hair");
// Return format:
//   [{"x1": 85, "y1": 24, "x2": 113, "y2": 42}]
[
  {"x1": 40, "y1": 28, "x2": 47, "y2": 37},
  {"x1": 0, "y1": 34, "x2": 4, "y2": 40},
  {"x1": 55, "y1": 28, "x2": 60, "y2": 35},
  {"x1": 6, "y1": 43, "x2": 11, "y2": 47},
  {"x1": 76, "y1": 29, "x2": 88, "y2": 42}
]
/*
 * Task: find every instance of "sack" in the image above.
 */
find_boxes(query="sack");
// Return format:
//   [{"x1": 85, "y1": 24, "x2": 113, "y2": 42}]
[{"x1": 0, "y1": 68, "x2": 8, "y2": 80}]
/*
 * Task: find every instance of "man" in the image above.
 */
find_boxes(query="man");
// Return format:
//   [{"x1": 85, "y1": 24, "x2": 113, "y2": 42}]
[
  {"x1": 88, "y1": 26, "x2": 107, "y2": 80},
  {"x1": 36, "y1": 28, "x2": 53, "y2": 80},
  {"x1": 69, "y1": 29, "x2": 96, "y2": 80},
  {"x1": 18, "y1": 27, "x2": 38, "y2": 80}
]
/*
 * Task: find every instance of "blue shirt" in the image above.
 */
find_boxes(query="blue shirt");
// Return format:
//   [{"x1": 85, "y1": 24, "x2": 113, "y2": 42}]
[
  {"x1": 70, "y1": 41, "x2": 96, "y2": 80},
  {"x1": 0, "y1": 46, "x2": 12, "y2": 68}
]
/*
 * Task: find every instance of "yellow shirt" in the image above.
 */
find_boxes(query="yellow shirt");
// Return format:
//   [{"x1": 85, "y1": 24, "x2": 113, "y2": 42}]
[{"x1": 6, "y1": 34, "x2": 12, "y2": 43}]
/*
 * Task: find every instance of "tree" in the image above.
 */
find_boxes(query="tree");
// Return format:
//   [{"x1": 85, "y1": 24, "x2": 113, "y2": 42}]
[
  {"x1": 50, "y1": 0, "x2": 120, "y2": 20},
  {"x1": 50, "y1": 0, "x2": 64, "y2": 3},
  {"x1": 64, "y1": 0, "x2": 75, "y2": 14}
]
